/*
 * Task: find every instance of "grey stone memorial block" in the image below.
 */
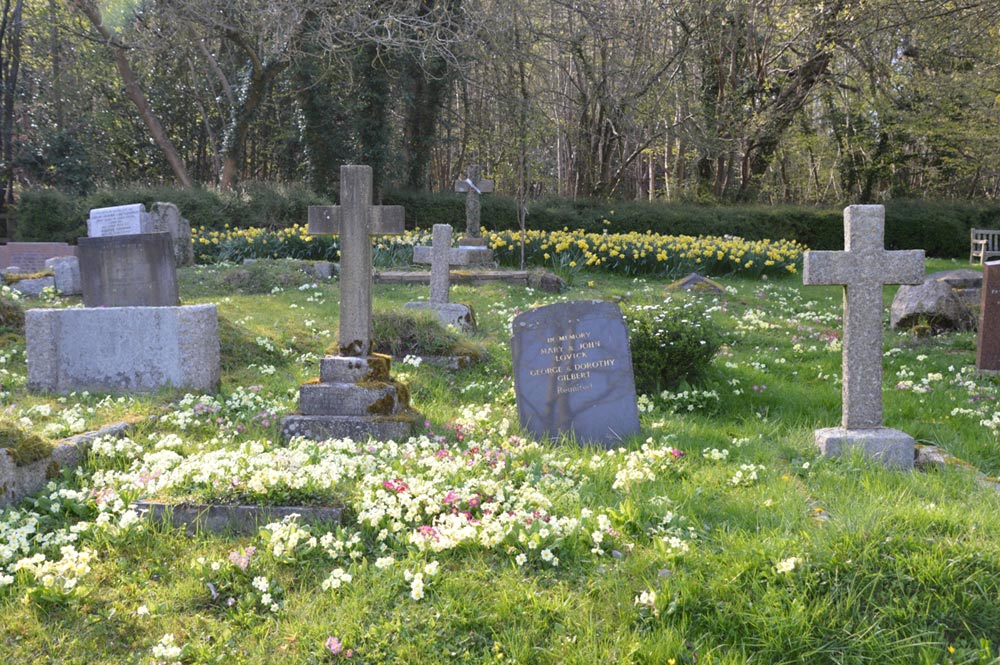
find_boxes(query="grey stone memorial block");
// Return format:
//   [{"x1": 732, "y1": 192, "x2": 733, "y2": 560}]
[
  {"x1": 511, "y1": 300, "x2": 640, "y2": 447},
  {"x1": 45, "y1": 256, "x2": 82, "y2": 295},
  {"x1": 26, "y1": 304, "x2": 220, "y2": 394},
  {"x1": 87, "y1": 203, "x2": 154, "y2": 237},
  {"x1": 78, "y1": 232, "x2": 179, "y2": 307},
  {"x1": 9, "y1": 276, "x2": 54, "y2": 297}
]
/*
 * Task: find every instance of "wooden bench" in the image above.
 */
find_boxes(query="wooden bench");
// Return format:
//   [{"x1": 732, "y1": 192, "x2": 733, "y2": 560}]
[{"x1": 971, "y1": 228, "x2": 1000, "y2": 264}]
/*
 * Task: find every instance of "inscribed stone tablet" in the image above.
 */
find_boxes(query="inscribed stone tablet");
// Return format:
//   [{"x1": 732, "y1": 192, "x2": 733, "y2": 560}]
[
  {"x1": 78, "y1": 233, "x2": 178, "y2": 307},
  {"x1": 88, "y1": 204, "x2": 149, "y2": 237},
  {"x1": 977, "y1": 261, "x2": 1000, "y2": 371},
  {"x1": 511, "y1": 300, "x2": 640, "y2": 447}
]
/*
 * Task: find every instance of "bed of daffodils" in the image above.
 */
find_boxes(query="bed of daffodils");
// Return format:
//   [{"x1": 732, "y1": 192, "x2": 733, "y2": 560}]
[{"x1": 192, "y1": 224, "x2": 802, "y2": 279}]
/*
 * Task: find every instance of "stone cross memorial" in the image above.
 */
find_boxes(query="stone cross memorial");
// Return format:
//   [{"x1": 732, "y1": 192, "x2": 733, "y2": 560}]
[
  {"x1": 976, "y1": 260, "x2": 1000, "y2": 372},
  {"x1": 454, "y1": 164, "x2": 494, "y2": 245},
  {"x1": 281, "y1": 165, "x2": 418, "y2": 442},
  {"x1": 512, "y1": 300, "x2": 640, "y2": 447},
  {"x1": 404, "y1": 224, "x2": 475, "y2": 332},
  {"x1": 308, "y1": 165, "x2": 404, "y2": 356},
  {"x1": 802, "y1": 205, "x2": 924, "y2": 468},
  {"x1": 429, "y1": 223, "x2": 451, "y2": 304}
]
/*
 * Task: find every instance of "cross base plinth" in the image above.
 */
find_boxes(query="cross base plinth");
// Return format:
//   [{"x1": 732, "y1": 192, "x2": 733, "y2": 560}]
[
  {"x1": 814, "y1": 427, "x2": 915, "y2": 469},
  {"x1": 403, "y1": 302, "x2": 476, "y2": 333},
  {"x1": 457, "y1": 236, "x2": 488, "y2": 247},
  {"x1": 281, "y1": 353, "x2": 420, "y2": 443},
  {"x1": 280, "y1": 414, "x2": 418, "y2": 442}
]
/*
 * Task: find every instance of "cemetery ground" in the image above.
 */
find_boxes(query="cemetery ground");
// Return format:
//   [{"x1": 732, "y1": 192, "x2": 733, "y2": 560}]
[{"x1": 3, "y1": 258, "x2": 1000, "y2": 664}]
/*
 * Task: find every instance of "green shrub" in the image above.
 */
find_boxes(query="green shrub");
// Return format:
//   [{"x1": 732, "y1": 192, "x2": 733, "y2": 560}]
[
  {"x1": 624, "y1": 299, "x2": 721, "y2": 394},
  {"x1": 221, "y1": 181, "x2": 328, "y2": 229},
  {"x1": 83, "y1": 185, "x2": 227, "y2": 230},
  {"x1": 18, "y1": 181, "x2": 1000, "y2": 258},
  {"x1": 14, "y1": 189, "x2": 85, "y2": 242},
  {"x1": 0, "y1": 297, "x2": 23, "y2": 333}
]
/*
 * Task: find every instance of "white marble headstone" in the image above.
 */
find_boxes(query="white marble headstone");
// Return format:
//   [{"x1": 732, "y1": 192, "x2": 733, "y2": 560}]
[{"x1": 87, "y1": 204, "x2": 150, "y2": 237}]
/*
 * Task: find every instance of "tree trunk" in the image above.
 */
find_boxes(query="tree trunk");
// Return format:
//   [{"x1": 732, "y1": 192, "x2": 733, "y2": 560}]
[
  {"x1": 0, "y1": 0, "x2": 24, "y2": 211},
  {"x1": 69, "y1": 0, "x2": 193, "y2": 187},
  {"x1": 219, "y1": 57, "x2": 288, "y2": 190}
]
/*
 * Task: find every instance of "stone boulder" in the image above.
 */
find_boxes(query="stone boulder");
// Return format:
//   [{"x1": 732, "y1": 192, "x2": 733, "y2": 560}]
[
  {"x1": 927, "y1": 268, "x2": 982, "y2": 289},
  {"x1": 890, "y1": 279, "x2": 975, "y2": 332},
  {"x1": 151, "y1": 202, "x2": 194, "y2": 267},
  {"x1": 528, "y1": 269, "x2": 567, "y2": 293},
  {"x1": 928, "y1": 268, "x2": 982, "y2": 306}
]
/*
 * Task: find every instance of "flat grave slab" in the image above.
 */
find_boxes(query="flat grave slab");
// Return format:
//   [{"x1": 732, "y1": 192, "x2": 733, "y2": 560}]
[{"x1": 134, "y1": 500, "x2": 342, "y2": 535}]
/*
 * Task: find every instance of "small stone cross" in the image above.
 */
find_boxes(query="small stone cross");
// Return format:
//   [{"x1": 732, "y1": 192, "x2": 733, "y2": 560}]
[
  {"x1": 429, "y1": 224, "x2": 451, "y2": 304},
  {"x1": 803, "y1": 205, "x2": 924, "y2": 429},
  {"x1": 453, "y1": 165, "x2": 494, "y2": 241},
  {"x1": 308, "y1": 165, "x2": 404, "y2": 356}
]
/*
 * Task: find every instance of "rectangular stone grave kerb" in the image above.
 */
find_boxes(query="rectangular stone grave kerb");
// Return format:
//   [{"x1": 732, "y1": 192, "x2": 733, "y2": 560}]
[
  {"x1": 802, "y1": 205, "x2": 924, "y2": 429},
  {"x1": 308, "y1": 165, "x2": 404, "y2": 356}
]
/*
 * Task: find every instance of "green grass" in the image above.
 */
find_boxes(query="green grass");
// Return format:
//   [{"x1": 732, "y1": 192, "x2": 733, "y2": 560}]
[{"x1": 2, "y1": 257, "x2": 1000, "y2": 664}]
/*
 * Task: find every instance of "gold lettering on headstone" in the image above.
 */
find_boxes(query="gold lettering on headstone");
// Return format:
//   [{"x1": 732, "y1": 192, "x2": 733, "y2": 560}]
[{"x1": 532, "y1": 332, "x2": 613, "y2": 393}]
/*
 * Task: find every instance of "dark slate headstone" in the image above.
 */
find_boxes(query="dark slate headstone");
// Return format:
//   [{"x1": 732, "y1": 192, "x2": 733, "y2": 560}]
[
  {"x1": 78, "y1": 232, "x2": 179, "y2": 307},
  {"x1": 511, "y1": 300, "x2": 640, "y2": 447},
  {"x1": 977, "y1": 261, "x2": 1000, "y2": 371}
]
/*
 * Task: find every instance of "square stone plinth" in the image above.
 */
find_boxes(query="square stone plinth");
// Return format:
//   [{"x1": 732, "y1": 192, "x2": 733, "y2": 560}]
[
  {"x1": 280, "y1": 414, "x2": 417, "y2": 442},
  {"x1": 26, "y1": 305, "x2": 219, "y2": 394},
  {"x1": 815, "y1": 427, "x2": 915, "y2": 469}
]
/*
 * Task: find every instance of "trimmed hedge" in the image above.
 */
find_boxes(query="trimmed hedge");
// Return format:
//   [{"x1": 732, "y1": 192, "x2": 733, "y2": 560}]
[
  {"x1": 14, "y1": 182, "x2": 1000, "y2": 258},
  {"x1": 386, "y1": 191, "x2": 1000, "y2": 257}
]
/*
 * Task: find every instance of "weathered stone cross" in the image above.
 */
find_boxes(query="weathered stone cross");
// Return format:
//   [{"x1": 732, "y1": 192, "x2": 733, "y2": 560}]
[
  {"x1": 453, "y1": 164, "x2": 494, "y2": 242},
  {"x1": 429, "y1": 223, "x2": 451, "y2": 304},
  {"x1": 802, "y1": 205, "x2": 924, "y2": 467},
  {"x1": 309, "y1": 165, "x2": 404, "y2": 356}
]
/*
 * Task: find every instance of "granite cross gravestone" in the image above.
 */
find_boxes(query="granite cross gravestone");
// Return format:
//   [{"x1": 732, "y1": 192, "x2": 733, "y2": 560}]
[
  {"x1": 281, "y1": 165, "x2": 418, "y2": 442},
  {"x1": 454, "y1": 165, "x2": 494, "y2": 245},
  {"x1": 308, "y1": 165, "x2": 404, "y2": 356},
  {"x1": 976, "y1": 260, "x2": 1000, "y2": 371},
  {"x1": 404, "y1": 224, "x2": 475, "y2": 332},
  {"x1": 511, "y1": 300, "x2": 640, "y2": 447},
  {"x1": 802, "y1": 205, "x2": 924, "y2": 468},
  {"x1": 429, "y1": 223, "x2": 451, "y2": 304}
]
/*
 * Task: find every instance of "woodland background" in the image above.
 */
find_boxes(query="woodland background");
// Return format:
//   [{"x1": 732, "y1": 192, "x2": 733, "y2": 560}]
[{"x1": 0, "y1": 0, "x2": 998, "y2": 218}]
